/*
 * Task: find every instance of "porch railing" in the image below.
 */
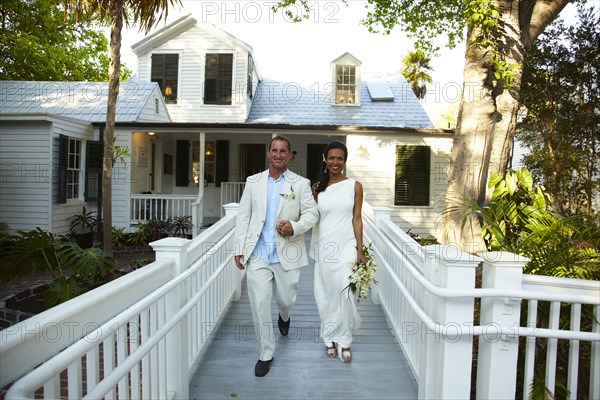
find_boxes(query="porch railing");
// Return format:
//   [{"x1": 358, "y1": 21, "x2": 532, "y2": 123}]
[
  {"x1": 131, "y1": 194, "x2": 197, "y2": 223},
  {"x1": 1, "y1": 205, "x2": 242, "y2": 400},
  {"x1": 363, "y1": 204, "x2": 600, "y2": 400},
  {"x1": 220, "y1": 182, "x2": 245, "y2": 216}
]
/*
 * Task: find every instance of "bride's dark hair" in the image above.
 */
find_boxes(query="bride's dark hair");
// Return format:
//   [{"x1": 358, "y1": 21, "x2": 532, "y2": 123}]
[{"x1": 313, "y1": 141, "x2": 348, "y2": 194}]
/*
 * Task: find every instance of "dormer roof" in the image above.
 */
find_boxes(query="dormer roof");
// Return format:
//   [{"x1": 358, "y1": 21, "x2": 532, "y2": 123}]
[
  {"x1": 331, "y1": 52, "x2": 362, "y2": 66},
  {"x1": 131, "y1": 13, "x2": 261, "y2": 80}
]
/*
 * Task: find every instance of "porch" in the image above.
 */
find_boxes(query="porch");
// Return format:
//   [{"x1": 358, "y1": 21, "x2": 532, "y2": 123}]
[
  {"x1": 128, "y1": 182, "x2": 245, "y2": 233},
  {"x1": 1, "y1": 203, "x2": 599, "y2": 399}
]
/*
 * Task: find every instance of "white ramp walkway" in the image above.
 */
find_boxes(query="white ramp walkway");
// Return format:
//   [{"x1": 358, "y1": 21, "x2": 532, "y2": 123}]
[{"x1": 189, "y1": 262, "x2": 418, "y2": 399}]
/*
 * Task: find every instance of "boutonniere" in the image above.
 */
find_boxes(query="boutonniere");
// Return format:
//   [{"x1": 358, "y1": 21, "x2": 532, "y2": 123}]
[{"x1": 280, "y1": 185, "x2": 296, "y2": 200}]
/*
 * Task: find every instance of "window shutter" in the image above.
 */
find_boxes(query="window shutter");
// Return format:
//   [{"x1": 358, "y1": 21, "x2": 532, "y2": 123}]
[
  {"x1": 176, "y1": 140, "x2": 189, "y2": 187},
  {"x1": 85, "y1": 141, "x2": 103, "y2": 201},
  {"x1": 57, "y1": 134, "x2": 68, "y2": 203},
  {"x1": 394, "y1": 146, "x2": 430, "y2": 206},
  {"x1": 215, "y1": 140, "x2": 229, "y2": 187}
]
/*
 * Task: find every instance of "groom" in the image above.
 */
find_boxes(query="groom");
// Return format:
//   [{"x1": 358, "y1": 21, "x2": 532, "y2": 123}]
[{"x1": 234, "y1": 135, "x2": 318, "y2": 377}]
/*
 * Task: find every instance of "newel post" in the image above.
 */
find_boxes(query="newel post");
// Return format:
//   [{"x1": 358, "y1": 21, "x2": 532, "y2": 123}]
[
  {"x1": 370, "y1": 207, "x2": 392, "y2": 305},
  {"x1": 150, "y1": 237, "x2": 191, "y2": 400},
  {"x1": 421, "y1": 245, "x2": 481, "y2": 400},
  {"x1": 476, "y1": 251, "x2": 529, "y2": 400},
  {"x1": 223, "y1": 203, "x2": 243, "y2": 301}
]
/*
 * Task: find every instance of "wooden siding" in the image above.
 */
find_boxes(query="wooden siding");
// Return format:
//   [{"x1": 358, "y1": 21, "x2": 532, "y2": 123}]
[
  {"x1": 112, "y1": 129, "x2": 133, "y2": 230},
  {"x1": 346, "y1": 134, "x2": 452, "y2": 239},
  {"x1": 0, "y1": 118, "x2": 96, "y2": 235},
  {"x1": 137, "y1": 24, "x2": 250, "y2": 123},
  {"x1": 136, "y1": 85, "x2": 172, "y2": 122},
  {"x1": 50, "y1": 120, "x2": 96, "y2": 235}
]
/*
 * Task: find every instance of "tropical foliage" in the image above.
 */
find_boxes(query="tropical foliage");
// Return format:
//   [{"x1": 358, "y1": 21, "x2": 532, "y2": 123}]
[
  {"x1": 476, "y1": 168, "x2": 599, "y2": 280},
  {"x1": 0, "y1": 0, "x2": 131, "y2": 80},
  {"x1": 0, "y1": 228, "x2": 119, "y2": 306},
  {"x1": 401, "y1": 47, "x2": 433, "y2": 99},
  {"x1": 517, "y1": 6, "x2": 599, "y2": 217}
]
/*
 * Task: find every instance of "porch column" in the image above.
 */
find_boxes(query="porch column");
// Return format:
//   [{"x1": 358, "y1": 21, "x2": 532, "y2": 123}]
[
  {"x1": 475, "y1": 251, "x2": 529, "y2": 400},
  {"x1": 192, "y1": 132, "x2": 205, "y2": 237}
]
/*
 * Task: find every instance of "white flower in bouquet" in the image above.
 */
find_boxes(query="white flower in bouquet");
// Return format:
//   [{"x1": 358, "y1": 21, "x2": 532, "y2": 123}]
[{"x1": 346, "y1": 243, "x2": 377, "y2": 304}]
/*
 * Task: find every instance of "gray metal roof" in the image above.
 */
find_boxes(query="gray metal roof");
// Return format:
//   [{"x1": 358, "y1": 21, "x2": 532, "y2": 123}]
[
  {"x1": 246, "y1": 78, "x2": 433, "y2": 128},
  {"x1": 0, "y1": 81, "x2": 162, "y2": 123}
]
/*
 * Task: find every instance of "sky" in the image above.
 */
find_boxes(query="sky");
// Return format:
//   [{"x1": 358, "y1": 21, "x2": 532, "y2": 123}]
[{"x1": 118, "y1": 0, "x2": 586, "y2": 128}]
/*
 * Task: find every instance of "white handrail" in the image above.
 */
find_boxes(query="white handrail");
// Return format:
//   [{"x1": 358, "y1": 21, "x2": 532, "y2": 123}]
[
  {"x1": 373, "y1": 218, "x2": 600, "y2": 305},
  {"x1": 374, "y1": 245, "x2": 600, "y2": 341}
]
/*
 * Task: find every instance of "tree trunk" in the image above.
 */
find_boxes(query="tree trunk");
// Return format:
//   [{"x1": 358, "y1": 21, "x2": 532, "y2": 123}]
[
  {"x1": 440, "y1": 0, "x2": 570, "y2": 252},
  {"x1": 102, "y1": 0, "x2": 124, "y2": 258},
  {"x1": 441, "y1": 1, "x2": 525, "y2": 252}
]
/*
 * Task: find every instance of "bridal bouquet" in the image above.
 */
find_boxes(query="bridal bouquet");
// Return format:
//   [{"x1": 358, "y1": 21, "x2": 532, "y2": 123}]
[{"x1": 347, "y1": 243, "x2": 378, "y2": 304}]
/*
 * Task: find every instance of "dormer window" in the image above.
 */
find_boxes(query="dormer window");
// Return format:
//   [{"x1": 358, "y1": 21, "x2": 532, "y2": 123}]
[
  {"x1": 151, "y1": 53, "x2": 179, "y2": 104},
  {"x1": 336, "y1": 65, "x2": 356, "y2": 104},
  {"x1": 331, "y1": 52, "x2": 361, "y2": 106},
  {"x1": 204, "y1": 53, "x2": 233, "y2": 105}
]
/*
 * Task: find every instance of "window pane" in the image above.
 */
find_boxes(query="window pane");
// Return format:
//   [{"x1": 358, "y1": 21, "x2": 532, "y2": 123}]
[{"x1": 151, "y1": 53, "x2": 179, "y2": 103}]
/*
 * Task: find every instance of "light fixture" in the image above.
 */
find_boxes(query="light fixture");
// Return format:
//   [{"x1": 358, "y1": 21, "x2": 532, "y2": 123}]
[
  {"x1": 205, "y1": 149, "x2": 213, "y2": 157},
  {"x1": 148, "y1": 132, "x2": 155, "y2": 136},
  {"x1": 339, "y1": 96, "x2": 345, "y2": 103},
  {"x1": 165, "y1": 86, "x2": 172, "y2": 96}
]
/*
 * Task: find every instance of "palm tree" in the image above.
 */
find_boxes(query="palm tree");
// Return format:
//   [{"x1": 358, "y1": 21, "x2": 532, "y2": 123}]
[
  {"x1": 63, "y1": 0, "x2": 181, "y2": 256},
  {"x1": 401, "y1": 47, "x2": 433, "y2": 100}
]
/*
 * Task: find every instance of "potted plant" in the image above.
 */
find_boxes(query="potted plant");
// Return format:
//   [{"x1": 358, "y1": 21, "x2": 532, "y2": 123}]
[{"x1": 69, "y1": 207, "x2": 97, "y2": 248}]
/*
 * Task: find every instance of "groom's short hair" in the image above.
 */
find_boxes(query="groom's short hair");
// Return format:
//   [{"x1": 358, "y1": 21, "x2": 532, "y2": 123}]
[{"x1": 268, "y1": 135, "x2": 292, "y2": 152}]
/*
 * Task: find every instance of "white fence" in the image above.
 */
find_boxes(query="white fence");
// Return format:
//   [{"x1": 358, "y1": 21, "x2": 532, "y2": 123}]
[
  {"x1": 363, "y1": 205, "x2": 600, "y2": 400},
  {"x1": 1, "y1": 205, "x2": 242, "y2": 400},
  {"x1": 130, "y1": 194, "x2": 197, "y2": 223}
]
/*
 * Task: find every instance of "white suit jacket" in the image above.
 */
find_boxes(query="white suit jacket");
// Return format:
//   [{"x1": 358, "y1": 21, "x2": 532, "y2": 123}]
[{"x1": 234, "y1": 170, "x2": 318, "y2": 271}]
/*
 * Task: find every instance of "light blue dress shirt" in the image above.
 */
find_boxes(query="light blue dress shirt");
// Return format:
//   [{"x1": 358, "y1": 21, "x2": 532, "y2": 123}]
[{"x1": 252, "y1": 171, "x2": 286, "y2": 264}]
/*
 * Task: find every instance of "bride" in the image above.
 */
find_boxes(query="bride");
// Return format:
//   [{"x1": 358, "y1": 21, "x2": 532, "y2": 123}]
[{"x1": 311, "y1": 141, "x2": 367, "y2": 363}]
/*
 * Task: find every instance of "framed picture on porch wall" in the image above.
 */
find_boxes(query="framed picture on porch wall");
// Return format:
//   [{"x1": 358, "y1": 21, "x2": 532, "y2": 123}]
[{"x1": 164, "y1": 154, "x2": 172, "y2": 174}]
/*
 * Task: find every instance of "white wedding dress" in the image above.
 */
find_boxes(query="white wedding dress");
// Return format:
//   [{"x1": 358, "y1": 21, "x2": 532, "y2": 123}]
[{"x1": 311, "y1": 178, "x2": 361, "y2": 348}]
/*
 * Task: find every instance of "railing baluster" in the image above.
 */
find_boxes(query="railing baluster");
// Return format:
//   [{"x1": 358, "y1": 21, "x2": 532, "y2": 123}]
[
  {"x1": 67, "y1": 359, "x2": 82, "y2": 400},
  {"x1": 591, "y1": 304, "x2": 600, "y2": 399},
  {"x1": 523, "y1": 299, "x2": 538, "y2": 400},
  {"x1": 567, "y1": 303, "x2": 581, "y2": 400},
  {"x1": 85, "y1": 347, "x2": 99, "y2": 395},
  {"x1": 546, "y1": 301, "x2": 561, "y2": 396}
]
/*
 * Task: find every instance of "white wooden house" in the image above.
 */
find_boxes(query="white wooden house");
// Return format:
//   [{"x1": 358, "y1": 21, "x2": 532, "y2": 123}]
[{"x1": 0, "y1": 13, "x2": 453, "y2": 239}]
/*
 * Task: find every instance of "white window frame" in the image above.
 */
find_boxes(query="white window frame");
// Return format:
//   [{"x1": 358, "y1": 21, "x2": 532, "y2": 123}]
[{"x1": 66, "y1": 138, "x2": 82, "y2": 200}]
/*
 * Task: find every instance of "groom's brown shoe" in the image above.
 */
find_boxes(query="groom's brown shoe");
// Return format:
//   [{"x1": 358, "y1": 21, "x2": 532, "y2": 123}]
[
  {"x1": 255, "y1": 358, "x2": 273, "y2": 377},
  {"x1": 278, "y1": 315, "x2": 290, "y2": 336}
]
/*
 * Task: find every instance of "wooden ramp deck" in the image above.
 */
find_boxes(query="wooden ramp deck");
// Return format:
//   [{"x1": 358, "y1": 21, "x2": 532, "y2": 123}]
[{"x1": 189, "y1": 262, "x2": 418, "y2": 399}]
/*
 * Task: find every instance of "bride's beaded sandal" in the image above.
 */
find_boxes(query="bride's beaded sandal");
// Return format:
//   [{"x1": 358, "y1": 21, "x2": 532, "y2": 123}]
[
  {"x1": 325, "y1": 342, "x2": 337, "y2": 358},
  {"x1": 339, "y1": 347, "x2": 352, "y2": 363}
]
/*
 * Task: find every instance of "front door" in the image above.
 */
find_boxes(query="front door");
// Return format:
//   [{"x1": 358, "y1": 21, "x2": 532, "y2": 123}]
[{"x1": 239, "y1": 144, "x2": 265, "y2": 181}]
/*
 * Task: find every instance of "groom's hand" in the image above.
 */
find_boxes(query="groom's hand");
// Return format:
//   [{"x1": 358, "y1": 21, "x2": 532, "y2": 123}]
[{"x1": 235, "y1": 255, "x2": 245, "y2": 270}]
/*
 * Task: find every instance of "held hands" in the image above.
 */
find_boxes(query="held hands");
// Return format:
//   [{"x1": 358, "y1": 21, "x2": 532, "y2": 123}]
[{"x1": 277, "y1": 220, "x2": 293, "y2": 237}]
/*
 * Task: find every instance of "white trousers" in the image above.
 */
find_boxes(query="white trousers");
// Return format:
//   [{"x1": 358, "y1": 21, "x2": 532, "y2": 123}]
[{"x1": 246, "y1": 258, "x2": 301, "y2": 361}]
